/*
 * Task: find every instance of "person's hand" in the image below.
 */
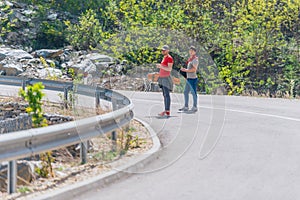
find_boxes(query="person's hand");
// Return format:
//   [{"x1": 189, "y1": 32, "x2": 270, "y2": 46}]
[{"x1": 180, "y1": 68, "x2": 186, "y2": 72}]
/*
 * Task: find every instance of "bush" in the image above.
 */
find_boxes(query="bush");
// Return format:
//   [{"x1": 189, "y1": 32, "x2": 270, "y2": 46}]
[{"x1": 65, "y1": 9, "x2": 104, "y2": 50}]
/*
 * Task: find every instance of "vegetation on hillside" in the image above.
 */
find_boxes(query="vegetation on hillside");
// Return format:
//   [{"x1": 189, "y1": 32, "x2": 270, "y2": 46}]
[{"x1": 1, "y1": 0, "x2": 300, "y2": 97}]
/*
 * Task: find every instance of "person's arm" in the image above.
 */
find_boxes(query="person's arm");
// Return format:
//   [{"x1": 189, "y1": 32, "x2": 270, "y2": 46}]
[
  {"x1": 181, "y1": 64, "x2": 197, "y2": 73},
  {"x1": 157, "y1": 62, "x2": 173, "y2": 71},
  {"x1": 181, "y1": 59, "x2": 198, "y2": 72}
]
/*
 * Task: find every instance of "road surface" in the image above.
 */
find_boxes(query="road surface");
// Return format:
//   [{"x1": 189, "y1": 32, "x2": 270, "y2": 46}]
[{"x1": 73, "y1": 91, "x2": 300, "y2": 200}]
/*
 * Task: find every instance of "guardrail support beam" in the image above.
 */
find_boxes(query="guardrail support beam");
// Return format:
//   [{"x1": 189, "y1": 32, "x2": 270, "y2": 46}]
[
  {"x1": 96, "y1": 91, "x2": 100, "y2": 109},
  {"x1": 80, "y1": 141, "x2": 88, "y2": 164},
  {"x1": 8, "y1": 160, "x2": 17, "y2": 194},
  {"x1": 21, "y1": 79, "x2": 26, "y2": 90},
  {"x1": 111, "y1": 131, "x2": 117, "y2": 152},
  {"x1": 63, "y1": 87, "x2": 69, "y2": 109}
]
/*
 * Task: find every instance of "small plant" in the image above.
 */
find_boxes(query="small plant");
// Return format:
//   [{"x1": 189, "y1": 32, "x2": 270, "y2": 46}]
[
  {"x1": 68, "y1": 68, "x2": 83, "y2": 83},
  {"x1": 56, "y1": 166, "x2": 64, "y2": 171},
  {"x1": 35, "y1": 152, "x2": 55, "y2": 178},
  {"x1": 119, "y1": 127, "x2": 140, "y2": 154},
  {"x1": 19, "y1": 83, "x2": 54, "y2": 178},
  {"x1": 19, "y1": 82, "x2": 47, "y2": 128},
  {"x1": 93, "y1": 150, "x2": 118, "y2": 161},
  {"x1": 56, "y1": 68, "x2": 82, "y2": 109},
  {"x1": 18, "y1": 186, "x2": 31, "y2": 194}
]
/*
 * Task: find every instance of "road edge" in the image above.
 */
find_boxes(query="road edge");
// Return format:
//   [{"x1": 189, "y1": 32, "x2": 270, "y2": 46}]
[{"x1": 32, "y1": 118, "x2": 161, "y2": 200}]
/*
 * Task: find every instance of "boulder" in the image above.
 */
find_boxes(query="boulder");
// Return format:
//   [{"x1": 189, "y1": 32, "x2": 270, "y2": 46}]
[
  {"x1": 0, "y1": 161, "x2": 34, "y2": 192},
  {"x1": 12, "y1": 10, "x2": 31, "y2": 23},
  {"x1": 33, "y1": 49, "x2": 64, "y2": 59},
  {"x1": 86, "y1": 53, "x2": 114, "y2": 63},
  {"x1": 4, "y1": 1, "x2": 13, "y2": 7},
  {"x1": 22, "y1": 9, "x2": 35, "y2": 16},
  {"x1": 0, "y1": 63, "x2": 23, "y2": 76},
  {"x1": 39, "y1": 68, "x2": 62, "y2": 79},
  {"x1": 47, "y1": 13, "x2": 58, "y2": 21},
  {"x1": 0, "y1": 48, "x2": 33, "y2": 60},
  {"x1": 69, "y1": 59, "x2": 97, "y2": 75},
  {"x1": 0, "y1": 53, "x2": 6, "y2": 62}
]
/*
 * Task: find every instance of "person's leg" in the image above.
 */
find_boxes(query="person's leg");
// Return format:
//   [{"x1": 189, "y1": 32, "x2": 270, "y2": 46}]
[
  {"x1": 162, "y1": 86, "x2": 171, "y2": 111},
  {"x1": 191, "y1": 78, "x2": 198, "y2": 108},
  {"x1": 184, "y1": 80, "x2": 191, "y2": 108},
  {"x1": 164, "y1": 86, "x2": 171, "y2": 111}
]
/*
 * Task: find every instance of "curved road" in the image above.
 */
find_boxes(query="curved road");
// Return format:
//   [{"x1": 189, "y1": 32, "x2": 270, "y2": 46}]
[
  {"x1": 1, "y1": 86, "x2": 300, "y2": 199},
  {"x1": 76, "y1": 91, "x2": 300, "y2": 200}
]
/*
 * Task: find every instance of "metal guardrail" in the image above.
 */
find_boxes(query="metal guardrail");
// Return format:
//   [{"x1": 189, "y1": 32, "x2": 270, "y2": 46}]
[{"x1": 0, "y1": 76, "x2": 134, "y2": 194}]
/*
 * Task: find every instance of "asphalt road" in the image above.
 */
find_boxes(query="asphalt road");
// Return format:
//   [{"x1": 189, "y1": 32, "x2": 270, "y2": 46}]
[
  {"x1": 75, "y1": 91, "x2": 300, "y2": 200},
  {"x1": 1, "y1": 86, "x2": 300, "y2": 199}
]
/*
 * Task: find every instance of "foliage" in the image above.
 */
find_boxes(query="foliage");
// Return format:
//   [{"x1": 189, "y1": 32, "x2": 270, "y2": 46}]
[
  {"x1": 19, "y1": 83, "x2": 55, "y2": 178},
  {"x1": 35, "y1": 151, "x2": 55, "y2": 178},
  {"x1": 65, "y1": 9, "x2": 106, "y2": 50},
  {"x1": 0, "y1": 4, "x2": 17, "y2": 39},
  {"x1": 34, "y1": 20, "x2": 67, "y2": 49},
  {"x1": 18, "y1": 186, "x2": 31, "y2": 193},
  {"x1": 19, "y1": 82, "x2": 47, "y2": 128},
  {"x1": 8, "y1": 0, "x2": 300, "y2": 97}
]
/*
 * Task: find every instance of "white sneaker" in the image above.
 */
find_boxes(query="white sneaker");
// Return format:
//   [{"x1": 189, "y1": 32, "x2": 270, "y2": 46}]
[
  {"x1": 190, "y1": 107, "x2": 198, "y2": 112},
  {"x1": 178, "y1": 106, "x2": 189, "y2": 112}
]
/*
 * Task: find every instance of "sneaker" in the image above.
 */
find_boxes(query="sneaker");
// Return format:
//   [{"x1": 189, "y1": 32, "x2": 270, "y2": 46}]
[
  {"x1": 190, "y1": 107, "x2": 198, "y2": 112},
  {"x1": 178, "y1": 107, "x2": 189, "y2": 112},
  {"x1": 158, "y1": 111, "x2": 170, "y2": 117}
]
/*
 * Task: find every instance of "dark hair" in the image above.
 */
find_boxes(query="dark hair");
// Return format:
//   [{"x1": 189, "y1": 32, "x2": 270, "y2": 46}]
[{"x1": 190, "y1": 46, "x2": 197, "y2": 52}]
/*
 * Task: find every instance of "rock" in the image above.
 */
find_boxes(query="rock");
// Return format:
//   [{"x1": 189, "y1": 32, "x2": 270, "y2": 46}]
[
  {"x1": 33, "y1": 49, "x2": 64, "y2": 59},
  {"x1": 4, "y1": 1, "x2": 13, "y2": 7},
  {"x1": 47, "y1": 13, "x2": 58, "y2": 21},
  {"x1": 22, "y1": 9, "x2": 35, "y2": 16},
  {"x1": 213, "y1": 86, "x2": 227, "y2": 95},
  {"x1": 0, "y1": 161, "x2": 34, "y2": 192},
  {"x1": 12, "y1": 10, "x2": 31, "y2": 23},
  {"x1": 6, "y1": 32, "x2": 20, "y2": 45},
  {"x1": 86, "y1": 53, "x2": 114, "y2": 63},
  {"x1": 0, "y1": 63, "x2": 23, "y2": 76},
  {"x1": 0, "y1": 47, "x2": 33, "y2": 60},
  {"x1": 10, "y1": 1, "x2": 25, "y2": 9},
  {"x1": 0, "y1": 53, "x2": 6, "y2": 62},
  {"x1": 69, "y1": 59, "x2": 97, "y2": 75},
  {"x1": 43, "y1": 113, "x2": 74, "y2": 125},
  {"x1": 39, "y1": 68, "x2": 62, "y2": 78}
]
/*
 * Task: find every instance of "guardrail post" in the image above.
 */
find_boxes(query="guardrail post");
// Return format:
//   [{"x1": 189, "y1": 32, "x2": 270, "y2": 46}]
[
  {"x1": 111, "y1": 95, "x2": 120, "y2": 151},
  {"x1": 95, "y1": 90, "x2": 100, "y2": 109},
  {"x1": 8, "y1": 160, "x2": 17, "y2": 194},
  {"x1": 63, "y1": 86, "x2": 68, "y2": 109},
  {"x1": 111, "y1": 131, "x2": 117, "y2": 152},
  {"x1": 80, "y1": 141, "x2": 88, "y2": 164},
  {"x1": 21, "y1": 79, "x2": 27, "y2": 90}
]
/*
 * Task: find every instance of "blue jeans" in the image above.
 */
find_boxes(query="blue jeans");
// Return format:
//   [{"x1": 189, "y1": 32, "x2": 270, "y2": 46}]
[
  {"x1": 162, "y1": 85, "x2": 171, "y2": 111},
  {"x1": 184, "y1": 78, "x2": 198, "y2": 108}
]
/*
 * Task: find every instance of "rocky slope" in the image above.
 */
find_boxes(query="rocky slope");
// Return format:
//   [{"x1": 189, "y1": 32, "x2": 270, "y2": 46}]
[{"x1": 0, "y1": 1, "x2": 153, "y2": 91}]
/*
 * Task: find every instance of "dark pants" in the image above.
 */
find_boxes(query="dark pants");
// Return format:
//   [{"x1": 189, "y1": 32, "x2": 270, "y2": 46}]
[
  {"x1": 184, "y1": 78, "x2": 198, "y2": 108},
  {"x1": 162, "y1": 85, "x2": 171, "y2": 111}
]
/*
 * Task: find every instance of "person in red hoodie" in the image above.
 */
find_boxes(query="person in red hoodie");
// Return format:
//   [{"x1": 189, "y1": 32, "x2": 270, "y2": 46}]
[{"x1": 156, "y1": 45, "x2": 174, "y2": 117}]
